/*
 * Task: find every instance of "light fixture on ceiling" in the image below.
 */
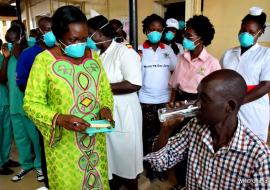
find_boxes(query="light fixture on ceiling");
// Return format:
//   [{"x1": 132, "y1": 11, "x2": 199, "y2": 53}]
[{"x1": 11, "y1": 2, "x2": 16, "y2": 6}]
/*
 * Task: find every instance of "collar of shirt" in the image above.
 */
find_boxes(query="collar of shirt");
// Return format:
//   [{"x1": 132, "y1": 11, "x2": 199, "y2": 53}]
[
  {"x1": 227, "y1": 119, "x2": 248, "y2": 153},
  {"x1": 143, "y1": 40, "x2": 165, "y2": 49},
  {"x1": 201, "y1": 118, "x2": 248, "y2": 154},
  {"x1": 232, "y1": 43, "x2": 260, "y2": 55},
  {"x1": 183, "y1": 47, "x2": 208, "y2": 63},
  {"x1": 100, "y1": 40, "x2": 116, "y2": 59}
]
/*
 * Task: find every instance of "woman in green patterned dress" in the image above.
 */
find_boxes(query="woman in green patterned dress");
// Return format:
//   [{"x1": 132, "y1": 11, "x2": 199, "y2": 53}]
[{"x1": 23, "y1": 6, "x2": 113, "y2": 190}]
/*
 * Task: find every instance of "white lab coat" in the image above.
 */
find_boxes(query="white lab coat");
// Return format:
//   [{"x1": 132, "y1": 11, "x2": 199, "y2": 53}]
[
  {"x1": 100, "y1": 41, "x2": 143, "y2": 179},
  {"x1": 221, "y1": 44, "x2": 270, "y2": 142}
]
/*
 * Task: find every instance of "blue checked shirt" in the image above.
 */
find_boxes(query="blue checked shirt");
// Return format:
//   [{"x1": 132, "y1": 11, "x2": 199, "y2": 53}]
[{"x1": 144, "y1": 118, "x2": 270, "y2": 189}]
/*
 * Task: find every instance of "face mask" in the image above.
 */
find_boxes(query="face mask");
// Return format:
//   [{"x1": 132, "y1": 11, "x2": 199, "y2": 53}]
[
  {"x1": 183, "y1": 37, "x2": 200, "y2": 51},
  {"x1": 7, "y1": 43, "x2": 13, "y2": 51},
  {"x1": 238, "y1": 31, "x2": 259, "y2": 48},
  {"x1": 87, "y1": 37, "x2": 98, "y2": 50},
  {"x1": 87, "y1": 30, "x2": 113, "y2": 50},
  {"x1": 43, "y1": 31, "x2": 56, "y2": 47},
  {"x1": 27, "y1": 37, "x2": 37, "y2": 47},
  {"x1": 179, "y1": 20, "x2": 185, "y2": 30},
  {"x1": 87, "y1": 23, "x2": 111, "y2": 50},
  {"x1": 60, "y1": 41, "x2": 86, "y2": 58},
  {"x1": 165, "y1": 31, "x2": 175, "y2": 41},
  {"x1": 147, "y1": 31, "x2": 162, "y2": 44}
]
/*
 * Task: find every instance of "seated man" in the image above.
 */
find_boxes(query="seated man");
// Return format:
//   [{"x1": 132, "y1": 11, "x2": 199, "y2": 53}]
[{"x1": 144, "y1": 69, "x2": 270, "y2": 189}]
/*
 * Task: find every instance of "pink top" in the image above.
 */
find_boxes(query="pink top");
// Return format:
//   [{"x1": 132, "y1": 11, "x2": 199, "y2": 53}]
[{"x1": 169, "y1": 48, "x2": 221, "y2": 93}]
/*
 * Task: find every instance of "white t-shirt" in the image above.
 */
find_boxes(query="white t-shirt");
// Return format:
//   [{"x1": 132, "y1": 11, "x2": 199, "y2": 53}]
[
  {"x1": 221, "y1": 44, "x2": 270, "y2": 142},
  {"x1": 138, "y1": 41, "x2": 178, "y2": 104}
]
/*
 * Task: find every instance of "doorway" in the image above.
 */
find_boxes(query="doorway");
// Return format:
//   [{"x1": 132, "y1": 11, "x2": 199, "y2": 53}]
[{"x1": 164, "y1": 2, "x2": 185, "y2": 21}]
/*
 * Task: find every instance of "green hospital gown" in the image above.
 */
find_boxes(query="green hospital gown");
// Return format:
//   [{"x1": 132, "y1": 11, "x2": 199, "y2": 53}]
[{"x1": 24, "y1": 50, "x2": 113, "y2": 190}]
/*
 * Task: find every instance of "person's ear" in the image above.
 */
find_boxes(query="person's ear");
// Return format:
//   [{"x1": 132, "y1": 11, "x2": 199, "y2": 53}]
[{"x1": 226, "y1": 99, "x2": 237, "y2": 113}]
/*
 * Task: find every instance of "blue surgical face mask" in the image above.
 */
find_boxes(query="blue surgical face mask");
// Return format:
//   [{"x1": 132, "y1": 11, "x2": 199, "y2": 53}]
[
  {"x1": 27, "y1": 36, "x2": 37, "y2": 47},
  {"x1": 182, "y1": 37, "x2": 200, "y2": 51},
  {"x1": 43, "y1": 31, "x2": 56, "y2": 47},
  {"x1": 7, "y1": 43, "x2": 13, "y2": 51},
  {"x1": 60, "y1": 41, "x2": 86, "y2": 58},
  {"x1": 87, "y1": 37, "x2": 98, "y2": 50},
  {"x1": 165, "y1": 31, "x2": 175, "y2": 41},
  {"x1": 87, "y1": 37, "x2": 112, "y2": 51},
  {"x1": 147, "y1": 31, "x2": 162, "y2": 44},
  {"x1": 238, "y1": 31, "x2": 259, "y2": 48},
  {"x1": 179, "y1": 20, "x2": 185, "y2": 30}
]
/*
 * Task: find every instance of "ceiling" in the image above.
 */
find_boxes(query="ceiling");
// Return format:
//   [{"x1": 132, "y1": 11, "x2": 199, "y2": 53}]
[
  {"x1": 0, "y1": 0, "x2": 13, "y2": 6},
  {"x1": 0, "y1": 0, "x2": 16, "y2": 17},
  {"x1": 155, "y1": 0, "x2": 185, "y2": 5}
]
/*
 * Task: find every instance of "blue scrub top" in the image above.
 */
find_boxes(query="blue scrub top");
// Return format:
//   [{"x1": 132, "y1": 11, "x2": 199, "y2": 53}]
[{"x1": 16, "y1": 44, "x2": 43, "y2": 86}]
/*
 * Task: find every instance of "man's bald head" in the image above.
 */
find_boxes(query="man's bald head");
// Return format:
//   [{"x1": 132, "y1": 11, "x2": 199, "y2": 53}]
[{"x1": 200, "y1": 69, "x2": 247, "y2": 108}]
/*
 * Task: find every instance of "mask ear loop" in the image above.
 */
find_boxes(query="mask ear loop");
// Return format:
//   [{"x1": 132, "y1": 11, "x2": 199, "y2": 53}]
[
  {"x1": 99, "y1": 22, "x2": 109, "y2": 30},
  {"x1": 39, "y1": 28, "x2": 47, "y2": 37},
  {"x1": 17, "y1": 28, "x2": 25, "y2": 44},
  {"x1": 253, "y1": 30, "x2": 261, "y2": 37},
  {"x1": 58, "y1": 40, "x2": 66, "y2": 47},
  {"x1": 89, "y1": 31, "x2": 97, "y2": 38},
  {"x1": 95, "y1": 39, "x2": 112, "y2": 44},
  {"x1": 89, "y1": 23, "x2": 112, "y2": 45},
  {"x1": 115, "y1": 26, "x2": 123, "y2": 32},
  {"x1": 58, "y1": 40, "x2": 68, "y2": 55},
  {"x1": 193, "y1": 37, "x2": 202, "y2": 48},
  {"x1": 89, "y1": 23, "x2": 106, "y2": 40}
]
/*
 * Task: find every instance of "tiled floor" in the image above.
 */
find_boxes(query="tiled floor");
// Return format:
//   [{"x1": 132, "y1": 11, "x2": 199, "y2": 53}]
[
  {"x1": 0, "y1": 166, "x2": 176, "y2": 190},
  {"x1": 2, "y1": 127, "x2": 270, "y2": 190},
  {"x1": 1, "y1": 144, "x2": 176, "y2": 190}
]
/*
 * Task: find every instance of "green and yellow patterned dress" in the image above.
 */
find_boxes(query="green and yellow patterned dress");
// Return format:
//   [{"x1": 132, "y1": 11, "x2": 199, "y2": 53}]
[{"x1": 23, "y1": 50, "x2": 113, "y2": 190}]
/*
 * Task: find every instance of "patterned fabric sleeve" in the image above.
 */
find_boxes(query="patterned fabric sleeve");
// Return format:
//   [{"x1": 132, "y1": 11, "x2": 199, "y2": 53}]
[
  {"x1": 23, "y1": 51, "x2": 60, "y2": 146},
  {"x1": 93, "y1": 51, "x2": 113, "y2": 112},
  {"x1": 144, "y1": 121, "x2": 191, "y2": 172},
  {"x1": 251, "y1": 155, "x2": 270, "y2": 189}
]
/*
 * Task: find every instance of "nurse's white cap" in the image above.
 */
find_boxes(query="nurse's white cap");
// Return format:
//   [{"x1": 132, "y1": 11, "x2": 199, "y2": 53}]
[
  {"x1": 249, "y1": 6, "x2": 263, "y2": 16},
  {"x1": 166, "y1": 18, "x2": 179, "y2": 30}
]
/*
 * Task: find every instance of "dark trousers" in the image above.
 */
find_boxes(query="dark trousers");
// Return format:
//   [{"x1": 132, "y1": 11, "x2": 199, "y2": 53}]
[
  {"x1": 141, "y1": 103, "x2": 166, "y2": 178},
  {"x1": 141, "y1": 103, "x2": 166, "y2": 156},
  {"x1": 38, "y1": 130, "x2": 49, "y2": 188}
]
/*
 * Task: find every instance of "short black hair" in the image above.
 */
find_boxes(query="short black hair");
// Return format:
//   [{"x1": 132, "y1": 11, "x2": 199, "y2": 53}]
[
  {"x1": 10, "y1": 20, "x2": 26, "y2": 39},
  {"x1": 242, "y1": 12, "x2": 267, "y2": 32},
  {"x1": 38, "y1": 16, "x2": 52, "y2": 28},
  {"x1": 87, "y1": 15, "x2": 116, "y2": 39},
  {"x1": 11, "y1": 20, "x2": 26, "y2": 33},
  {"x1": 5, "y1": 25, "x2": 21, "y2": 42},
  {"x1": 142, "y1": 14, "x2": 165, "y2": 34},
  {"x1": 109, "y1": 19, "x2": 123, "y2": 29},
  {"x1": 0, "y1": 38, "x2": 2, "y2": 50},
  {"x1": 51, "y1": 5, "x2": 87, "y2": 39},
  {"x1": 186, "y1": 15, "x2": 215, "y2": 47}
]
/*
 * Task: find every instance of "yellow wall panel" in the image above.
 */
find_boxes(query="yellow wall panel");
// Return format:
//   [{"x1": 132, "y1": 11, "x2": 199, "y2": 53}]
[{"x1": 203, "y1": 0, "x2": 270, "y2": 58}]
